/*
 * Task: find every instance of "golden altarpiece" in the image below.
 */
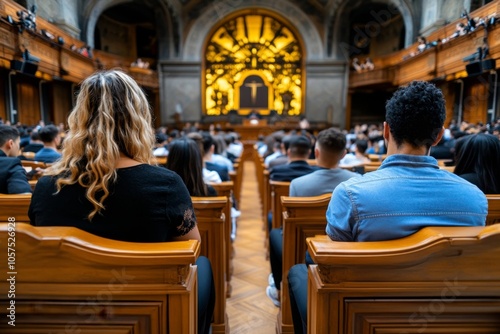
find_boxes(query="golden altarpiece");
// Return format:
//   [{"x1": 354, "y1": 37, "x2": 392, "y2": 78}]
[{"x1": 204, "y1": 11, "x2": 304, "y2": 117}]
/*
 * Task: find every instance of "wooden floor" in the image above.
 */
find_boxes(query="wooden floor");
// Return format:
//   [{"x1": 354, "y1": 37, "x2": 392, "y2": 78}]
[{"x1": 226, "y1": 160, "x2": 279, "y2": 333}]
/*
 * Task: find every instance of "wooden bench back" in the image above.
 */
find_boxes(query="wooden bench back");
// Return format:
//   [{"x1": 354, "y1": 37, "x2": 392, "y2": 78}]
[
  {"x1": 0, "y1": 194, "x2": 31, "y2": 222},
  {"x1": 279, "y1": 193, "x2": 330, "y2": 333},
  {"x1": 487, "y1": 194, "x2": 500, "y2": 225},
  {"x1": 270, "y1": 180, "x2": 290, "y2": 230},
  {"x1": 0, "y1": 193, "x2": 229, "y2": 332},
  {"x1": 307, "y1": 225, "x2": 500, "y2": 333},
  {"x1": 191, "y1": 196, "x2": 228, "y2": 333},
  {"x1": 209, "y1": 181, "x2": 235, "y2": 296},
  {"x1": 0, "y1": 223, "x2": 200, "y2": 334}
]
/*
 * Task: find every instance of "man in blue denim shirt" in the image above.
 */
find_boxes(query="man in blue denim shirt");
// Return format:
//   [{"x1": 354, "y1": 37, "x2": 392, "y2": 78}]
[{"x1": 288, "y1": 81, "x2": 487, "y2": 334}]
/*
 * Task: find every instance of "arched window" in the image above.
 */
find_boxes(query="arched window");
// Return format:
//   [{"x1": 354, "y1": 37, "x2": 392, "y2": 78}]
[{"x1": 204, "y1": 12, "x2": 303, "y2": 116}]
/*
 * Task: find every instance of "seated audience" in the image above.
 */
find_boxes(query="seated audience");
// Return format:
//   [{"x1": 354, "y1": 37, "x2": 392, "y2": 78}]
[
  {"x1": 363, "y1": 57, "x2": 374, "y2": 70},
  {"x1": 266, "y1": 128, "x2": 359, "y2": 307},
  {"x1": 339, "y1": 139, "x2": 370, "y2": 166},
  {"x1": 28, "y1": 70, "x2": 215, "y2": 334},
  {"x1": 22, "y1": 130, "x2": 44, "y2": 153},
  {"x1": 454, "y1": 133, "x2": 500, "y2": 194},
  {"x1": 166, "y1": 137, "x2": 217, "y2": 196},
  {"x1": 0, "y1": 125, "x2": 31, "y2": 194},
  {"x1": 288, "y1": 81, "x2": 487, "y2": 334},
  {"x1": 153, "y1": 132, "x2": 169, "y2": 157},
  {"x1": 269, "y1": 135, "x2": 319, "y2": 181},
  {"x1": 34, "y1": 124, "x2": 61, "y2": 163},
  {"x1": 352, "y1": 57, "x2": 363, "y2": 72},
  {"x1": 202, "y1": 132, "x2": 230, "y2": 181}
]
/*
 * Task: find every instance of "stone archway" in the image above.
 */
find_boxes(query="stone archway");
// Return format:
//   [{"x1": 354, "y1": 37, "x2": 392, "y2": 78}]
[
  {"x1": 328, "y1": 0, "x2": 415, "y2": 60},
  {"x1": 82, "y1": 0, "x2": 177, "y2": 59},
  {"x1": 183, "y1": 0, "x2": 323, "y2": 62}
]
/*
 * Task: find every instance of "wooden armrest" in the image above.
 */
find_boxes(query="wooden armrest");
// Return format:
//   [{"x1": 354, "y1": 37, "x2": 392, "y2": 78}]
[{"x1": 307, "y1": 225, "x2": 500, "y2": 267}]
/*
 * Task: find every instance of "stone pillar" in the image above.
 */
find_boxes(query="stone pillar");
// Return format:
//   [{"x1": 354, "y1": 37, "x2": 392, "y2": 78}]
[
  {"x1": 159, "y1": 62, "x2": 202, "y2": 125},
  {"x1": 304, "y1": 61, "x2": 347, "y2": 129},
  {"x1": 35, "y1": 0, "x2": 81, "y2": 38}
]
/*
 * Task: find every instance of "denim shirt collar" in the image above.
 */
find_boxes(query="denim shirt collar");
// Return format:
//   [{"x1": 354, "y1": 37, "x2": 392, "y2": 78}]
[{"x1": 379, "y1": 154, "x2": 439, "y2": 170}]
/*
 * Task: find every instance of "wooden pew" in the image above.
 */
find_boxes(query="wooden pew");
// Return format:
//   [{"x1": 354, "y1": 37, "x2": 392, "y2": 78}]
[
  {"x1": 0, "y1": 194, "x2": 31, "y2": 222},
  {"x1": 306, "y1": 225, "x2": 500, "y2": 334},
  {"x1": 0, "y1": 193, "x2": 230, "y2": 333},
  {"x1": 210, "y1": 182, "x2": 235, "y2": 297},
  {"x1": 278, "y1": 193, "x2": 330, "y2": 334},
  {"x1": 270, "y1": 180, "x2": 290, "y2": 230},
  {"x1": 0, "y1": 223, "x2": 200, "y2": 334},
  {"x1": 191, "y1": 196, "x2": 228, "y2": 334},
  {"x1": 487, "y1": 194, "x2": 500, "y2": 225},
  {"x1": 231, "y1": 158, "x2": 244, "y2": 205}
]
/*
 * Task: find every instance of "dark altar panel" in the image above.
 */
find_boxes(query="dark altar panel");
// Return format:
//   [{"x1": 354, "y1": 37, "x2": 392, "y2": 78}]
[{"x1": 239, "y1": 75, "x2": 269, "y2": 110}]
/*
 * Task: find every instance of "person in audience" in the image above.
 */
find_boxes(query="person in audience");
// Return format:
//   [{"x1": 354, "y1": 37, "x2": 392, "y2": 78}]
[
  {"x1": 268, "y1": 135, "x2": 293, "y2": 168},
  {"x1": 264, "y1": 141, "x2": 284, "y2": 167},
  {"x1": 266, "y1": 128, "x2": 359, "y2": 307},
  {"x1": 28, "y1": 70, "x2": 215, "y2": 334},
  {"x1": 352, "y1": 57, "x2": 363, "y2": 72},
  {"x1": 187, "y1": 132, "x2": 222, "y2": 184},
  {"x1": 339, "y1": 139, "x2": 370, "y2": 166},
  {"x1": 22, "y1": 130, "x2": 44, "y2": 153},
  {"x1": 363, "y1": 57, "x2": 374, "y2": 70},
  {"x1": 453, "y1": 133, "x2": 500, "y2": 194},
  {"x1": 0, "y1": 125, "x2": 31, "y2": 194},
  {"x1": 288, "y1": 81, "x2": 487, "y2": 334},
  {"x1": 166, "y1": 137, "x2": 217, "y2": 196},
  {"x1": 153, "y1": 132, "x2": 169, "y2": 157},
  {"x1": 269, "y1": 135, "x2": 318, "y2": 181},
  {"x1": 212, "y1": 134, "x2": 234, "y2": 172},
  {"x1": 202, "y1": 132, "x2": 230, "y2": 181},
  {"x1": 34, "y1": 124, "x2": 61, "y2": 163},
  {"x1": 416, "y1": 35, "x2": 428, "y2": 53},
  {"x1": 225, "y1": 132, "x2": 243, "y2": 160}
]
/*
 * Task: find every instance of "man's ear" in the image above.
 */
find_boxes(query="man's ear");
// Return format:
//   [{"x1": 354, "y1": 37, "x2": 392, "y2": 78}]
[
  {"x1": 314, "y1": 147, "x2": 319, "y2": 159},
  {"x1": 431, "y1": 127, "x2": 445, "y2": 147},
  {"x1": 340, "y1": 149, "x2": 347, "y2": 160},
  {"x1": 383, "y1": 122, "x2": 390, "y2": 141}
]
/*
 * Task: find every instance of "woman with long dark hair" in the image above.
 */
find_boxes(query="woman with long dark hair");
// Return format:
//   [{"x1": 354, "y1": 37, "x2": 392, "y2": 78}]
[
  {"x1": 454, "y1": 133, "x2": 500, "y2": 194},
  {"x1": 166, "y1": 137, "x2": 217, "y2": 197}
]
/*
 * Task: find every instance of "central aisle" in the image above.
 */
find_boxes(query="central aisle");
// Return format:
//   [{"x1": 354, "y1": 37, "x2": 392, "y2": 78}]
[{"x1": 226, "y1": 160, "x2": 279, "y2": 333}]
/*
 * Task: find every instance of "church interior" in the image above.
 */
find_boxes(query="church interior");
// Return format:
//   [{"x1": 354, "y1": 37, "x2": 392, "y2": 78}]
[
  {"x1": 1, "y1": 0, "x2": 499, "y2": 130},
  {"x1": 1, "y1": 0, "x2": 500, "y2": 333}
]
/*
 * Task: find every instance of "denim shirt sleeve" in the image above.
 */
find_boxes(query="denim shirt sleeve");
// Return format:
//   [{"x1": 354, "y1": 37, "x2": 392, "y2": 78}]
[{"x1": 325, "y1": 184, "x2": 355, "y2": 241}]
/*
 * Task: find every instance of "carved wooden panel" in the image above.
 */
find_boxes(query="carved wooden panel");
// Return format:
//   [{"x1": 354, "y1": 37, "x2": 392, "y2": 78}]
[
  {"x1": 345, "y1": 299, "x2": 500, "y2": 334},
  {"x1": 61, "y1": 49, "x2": 95, "y2": 83},
  {"x1": 0, "y1": 300, "x2": 164, "y2": 334}
]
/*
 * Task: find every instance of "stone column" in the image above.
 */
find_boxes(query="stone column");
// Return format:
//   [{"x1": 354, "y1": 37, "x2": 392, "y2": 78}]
[
  {"x1": 36, "y1": 0, "x2": 80, "y2": 38},
  {"x1": 159, "y1": 62, "x2": 202, "y2": 125},
  {"x1": 304, "y1": 61, "x2": 347, "y2": 129}
]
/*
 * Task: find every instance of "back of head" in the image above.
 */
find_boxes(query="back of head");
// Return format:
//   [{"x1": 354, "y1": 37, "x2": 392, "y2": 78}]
[
  {"x1": 0, "y1": 124, "x2": 19, "y2": 148},
  {"x1": 201, "y1": 132, "x2": 214, "y2": 155},
  {"x1": 316, "y1": 128, "x2": 345, "y2": 154},
  {"x1": 386, "y1": 81, "x2": 445, "y2": 149},
  {"x1": 50, "y1": 70, "x2": 155, "y2": 220},
  {"x1": 288, "y1": 135, "x2": 311, "y2": 159},
  {"x1": 454, "y1": 133, "x2": 500, "y2": 194},
  {"x1": 38, "y1": 124, "x2": 59, "y2": 144},
  {"x1": 166, "y1": 137, "x2": 207, "y2": 196},
  {"x1": 316, "y1": 127, "x2": 346, "y2": 166}
]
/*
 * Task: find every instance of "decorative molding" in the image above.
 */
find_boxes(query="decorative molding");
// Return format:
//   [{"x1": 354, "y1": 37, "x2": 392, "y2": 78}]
[{"x1": 183, "y1": 0, "x2": 324, "y2": 61}]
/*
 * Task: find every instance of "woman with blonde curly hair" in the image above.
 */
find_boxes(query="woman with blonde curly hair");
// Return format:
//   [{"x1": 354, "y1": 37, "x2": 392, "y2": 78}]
[{"x1": 29, "y1": 70, "x2": 215, "y2": 334}]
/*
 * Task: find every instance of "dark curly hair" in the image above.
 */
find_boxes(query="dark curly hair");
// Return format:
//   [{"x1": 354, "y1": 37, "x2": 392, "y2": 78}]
[{"x1": 385, "y1": 81, "x2": 445, "y2": 149}]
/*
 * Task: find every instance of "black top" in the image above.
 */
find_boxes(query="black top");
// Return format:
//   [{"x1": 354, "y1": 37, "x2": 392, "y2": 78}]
[
  {"x1": 29, "y1": 164, "x2": 196, "y2": 242},
  {"x1": 269, "y1": 160, "x2": 320, "y2": 181},
  {"x1": 0, "y1": 150, "x2": 32, "y2": 194}
]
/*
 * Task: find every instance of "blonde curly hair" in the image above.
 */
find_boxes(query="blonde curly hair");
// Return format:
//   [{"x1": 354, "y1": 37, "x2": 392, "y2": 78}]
[{"x1": 47, "y1": 70, "x2": 156, "y2": 220}]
